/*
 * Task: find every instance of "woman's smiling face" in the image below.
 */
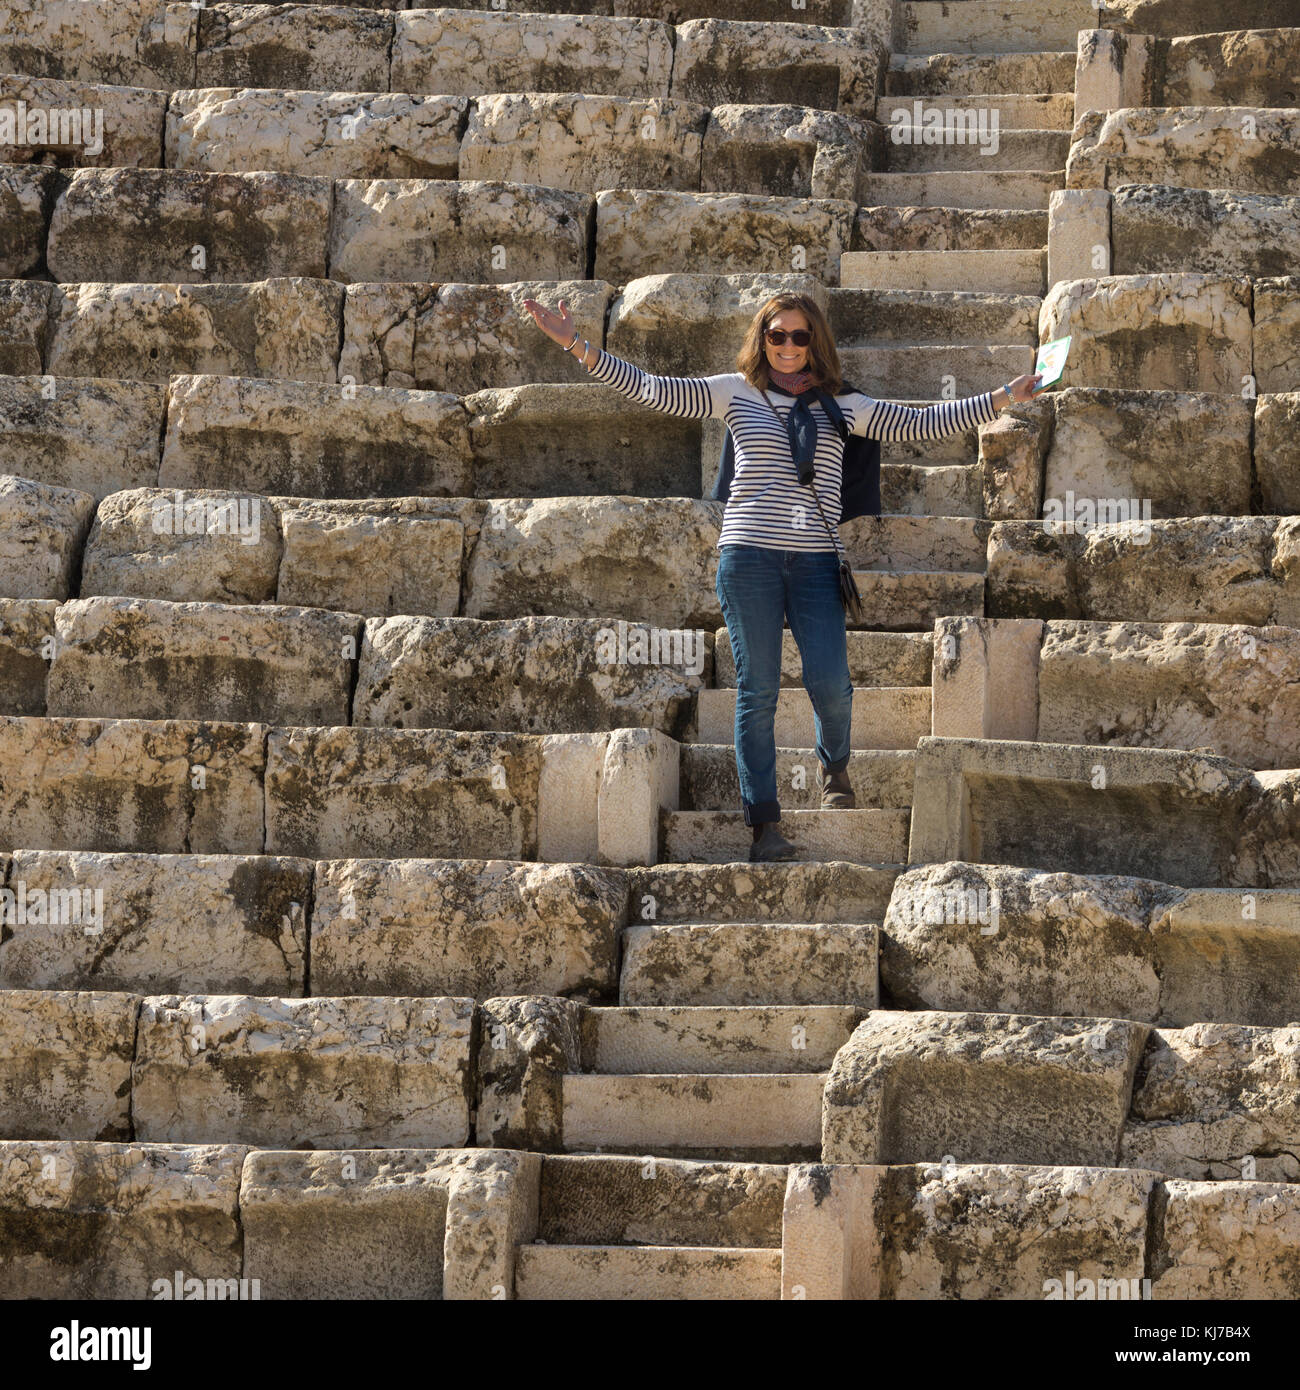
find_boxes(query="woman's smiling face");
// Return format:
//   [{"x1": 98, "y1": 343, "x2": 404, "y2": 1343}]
[{"x1": 763, "y1": 307, "x2": 811, "y2": 375}]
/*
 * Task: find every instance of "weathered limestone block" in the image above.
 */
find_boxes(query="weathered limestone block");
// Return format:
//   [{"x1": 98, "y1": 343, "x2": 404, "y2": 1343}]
[
  {"x1": 1153, "y1": 1180, "x2": 1300, "y2": 1299},
  {"x1": 0, "y1": 597, "x2": 54, "y2": 714},
  {"x1": 859, "y1": 205, "x2": 1047, "y2": 254},
  {"x1": 80, "y1": 487, "x2": 282, "y2": 605},
  {"x1": 597, "y1": 726, "x2": 680, "y2": 869},
  {"x1": 330, "y1": 179, "x2": 590, "y2": 285},
  {"x1": 354, "y1": 614, "x2": 707, "y2": 736},
  {"x1": 461, "y1": 93, "x2": 708, "y2": 193},
  {"x1": 627, "y1": 860, "x2": 897, "y2": 923},
  {"x1": 883, "y1": 862, "x2": 1165, "y2": 1021},
  {"x1": 0, "y1": 375, "x2": 163, "y2": 499},
  {"x1": 621, "y1": 922, "x2": 878, "y2": 1008},
  {"x1": 595, "y1": 188, "x2": 855, "y2": 282},
  {"x1": 442, "y1": 1149, "x2": 542, "y2": 1301},
  {"x1": 1044, "y1": 388, "x2": 1252, "y2": 519},
  {"x1": 1038, "y1": 619, "x2": 1300, "y2": 771},
  {"x1": 608, "y1": 272, "x2": 826, "y2": 376},
  {"x1": 0, "y1": 990, "x2": 136, "y2": 1140},
  {"x1": 823, "y1": 1009, "x2": 1149, "y2": 1167},
  {"x1": 393, "y1": 10, "x2": 673, "y2": 99},
  {"x1": 1256, "y1": 393, "x2": 1300, "y2": 514},
  {"x1": 0, "y1": 280, "x2": 51, "y2": 375},
  {"x1": 1254, "y1": 280, "x2": 1300, "y2": 394},
  {"x1": 700, "y1": 105, "x2": 878, "y2": 200},
  {"x1": 466, "y1": 383, "x2": 701, "y2": 498},
  {"x1": 0, "y1": 1141, "x2": 245, "y2": 1298},
  {"x1": 1099, "y1": 0, "x2": 1298, "y2": 38},
  {"x1": 0, "y1": 716, "x2": 266, "y2": 855},
  {"x1": 1235, "y1": 768, "x2": 1300, "y2": 891},
  {"x1": 1158, "y1": 29, "x2": 1300, "y2": 108},
  {"x1": 1111, "y1": 184, "x2": 1300, "y2": 279},
  {"x1": 0, "y1": 75, "x2": 166, "y2": 169},
  {"x1": 908, "y1": 736, "x2": 1260, "y2": 888},
  {"x1": 196, "y1": 2, "x2": 391, "y2": 90},
  {"x1": 0, "y1": 0, "x2": 198, "y2": 88},
  {"x1": 240, "y1": 1149, "x2": 454, "y2": 1299},
  {"x1": 0, "y1": 849, "x2": 309, "y2": 995},
  {"x1": 930, "y1": 615, "x2": 1039, "y2": 744},
  {"x1": 340, "y1": 279, "x2": 613, "y2": 391},
  {"x1": 274, "y1": 499, "x2": 465, "y2": 617},
  {"x1": 632, "y1": 0, "x2": 850, "y2": 24},
  {"x1": 1073, "y1": 29, "x2": 1152, "y2": 128},
  {"x1": 264, "y1": 726, "x2": 541, "y2": 860},
  {"x1": 47, "y1": 596, "x2": 360, "y2": 725},
  {"x1": 47, "y1": 168, "x2": 332, "y2": 283},
  {"x1": 988, "y1": 517, "x2": 1300, "y2": 628},
  {"x1": 977, "y1": 397, "x2": 1051, "y2": 521},
  {"x1": 1038, "y1": 273, "x2": 1251, "y2": 393},
  {"x1": 0, "y1": 474, "x2": 96, "y2": 601},
  {"x1": 476, "y1": 995, "x2": 583, "y2": 1151},
  {"x1": 310, "y1": 857, "x2": 626, "y2": 1000},
  {"x1": 47, "y1": 279, "x2": 343, "y2": 384},
  {"x1": 0, "y1": 165, "x2": 55, "y2": 277},
  {"x1": 1068, "y1": 108, "x2": 1300, "y2": 196},
  {"x1": 878, "y1": 1163, "x2": 1155, "y2": 1300},
  {"x1": 133, "y1": 994, "x2": 476, "y2": 1148},
  {"x1": 1122, "y1": 1023, "x2": 1300, "y2": 1182},
  {"x1": 159, "y1": 374, "x2": 472, "y2": 498},
  {"x1": 168, "y1": 88, "x2": 466, "y2": 180},
  {"x1": 540, "y1": 1153, "x2": 784, "y2": 1246},
  {"x1": 671, "y1": 19, "x2": 884, "y2": 117},
  {"x1": 463, "y1": 496, "x2": 724, "y2": 628}
]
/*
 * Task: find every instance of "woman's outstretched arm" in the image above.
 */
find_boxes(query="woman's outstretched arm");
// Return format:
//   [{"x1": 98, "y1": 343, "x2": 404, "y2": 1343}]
[
  {"x1": 847, "y1": 371, "x2": 1043, "y2": 440},
  {"x1": 524, "y1": 297, "x2": 731, "y2": 420}
]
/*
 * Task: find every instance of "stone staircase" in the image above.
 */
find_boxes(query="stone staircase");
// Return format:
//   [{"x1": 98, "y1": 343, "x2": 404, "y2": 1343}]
[{"x1": 1, "y1": 0, "x2": 1300, "y2": 1307}]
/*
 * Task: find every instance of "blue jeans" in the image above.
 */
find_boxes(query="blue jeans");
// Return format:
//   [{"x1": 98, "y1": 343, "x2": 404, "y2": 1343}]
[{"x1": 714, "y1": 543, "x2": 853, "y2": 825}]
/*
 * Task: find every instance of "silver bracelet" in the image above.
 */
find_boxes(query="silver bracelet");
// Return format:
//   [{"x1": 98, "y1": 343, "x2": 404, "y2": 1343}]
[{"x1": 563, "y1": 330, "x2": 580, "y2": 352}]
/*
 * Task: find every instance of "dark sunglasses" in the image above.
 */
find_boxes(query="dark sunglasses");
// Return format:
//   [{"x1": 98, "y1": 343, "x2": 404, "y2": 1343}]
[{"x1": 764, "y1": 328, "x2": 812, "y2": 346}]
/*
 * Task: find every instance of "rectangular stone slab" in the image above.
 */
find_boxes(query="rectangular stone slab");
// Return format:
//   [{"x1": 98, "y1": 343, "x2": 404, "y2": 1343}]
[
  {"x1": 0, "y1": 850, "x2": 310, "y2": 996},
  {"x1": 0, "y1": 990, "x2": 137, "y2": 1141},
  {"x1": 132, "y1": 994, "x2": 475, "y2": 1148},
  {"x1": 0, "y1": 1140, "x2": 245, "y2": 1298}
]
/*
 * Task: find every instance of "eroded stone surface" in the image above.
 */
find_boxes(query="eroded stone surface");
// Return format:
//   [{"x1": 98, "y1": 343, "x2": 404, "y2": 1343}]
[{"x1": 0, "y1": 474, "x2": 97, "y2": 600}]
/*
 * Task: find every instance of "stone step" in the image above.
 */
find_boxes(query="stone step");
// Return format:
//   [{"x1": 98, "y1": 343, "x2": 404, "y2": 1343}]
[
  {"x1": 858, "y1": 169, "x2": 1063, "y2": 209},
  {"x1": 885, "y1": 129, "x2": 1072, "y2": 173},
  {"x1": 895, "y1": 0, "x2": 1096, "y2": 55},
  {"x1": 876, "y1": 92, "x2": 1076, "y2": 130},
  {"x1": 624, "y1": 859, "x2": 900, "y2": 925},
  {"x1": 535, "y1": 1154, "x2": 786, "y2": 1247},
  {"x1": 620, "y1": 922, "x2": 879, "y2": 1007},
  {"x1": 579, "y1": 1005, "x2": 861, "y2": 1073},
  {"x1": 829, "y1": 286, "x2": 1039, "y2": 346},
  {"x1": 692, "y1": 687, "x2": 931, "y2": 751},
  {"x1": 886, "y1": 50, "x2": 1078, "y2": 97},
  {"x1": 839, "y1": 343, "x2": 1035, "y2": 397},
  {"x1": 515, "y1": 1244, "x2": 782, "y2": 1300},
  {"x1": 855, "y1": 204, "x2": 1047, "y2": 253},
  {"x1": 661, "y1": 809, "x2": 910, "y2": 864},
  {"x1": 883, "y1": 461, "x2": 982, "y2": 517},
  {"x1": 679, "y1": 745, "x2": 916, "y2": 812},
  {"x1": 562, "y1": 1072, "x2": 826, "y2": 1159},
  {"x1": 841, "y1": 250, "x2": 1045, "y2": 295},
  {"x1": 847, "y1": 570, "x2": 986, "y2": 628},
  {"x1": 714, "y1": 627, "x2": 932, "y2": 688}
]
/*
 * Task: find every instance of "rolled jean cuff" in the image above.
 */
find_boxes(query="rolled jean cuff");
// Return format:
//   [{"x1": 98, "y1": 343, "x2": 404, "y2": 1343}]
[
  {"x1": 822, "y1": 752, "x2": 851, "y2": 775},
  {"x1": 743, "y1": 798, "x2": 782, "y2": 827}
]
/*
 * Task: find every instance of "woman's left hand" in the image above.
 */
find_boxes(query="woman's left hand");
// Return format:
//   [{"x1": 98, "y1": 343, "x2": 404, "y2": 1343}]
[{"x1": 1006, "y1": 372, "x2": 1044, "y2": 403}]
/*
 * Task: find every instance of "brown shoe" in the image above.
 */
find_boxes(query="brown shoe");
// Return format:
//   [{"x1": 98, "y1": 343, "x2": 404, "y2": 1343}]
[
  {"x1": 818, "y1": 764, "x2": 855, "y2": 809},
  {"x1": 749, "y1": 822, "x2": 798, "y2": 863}
]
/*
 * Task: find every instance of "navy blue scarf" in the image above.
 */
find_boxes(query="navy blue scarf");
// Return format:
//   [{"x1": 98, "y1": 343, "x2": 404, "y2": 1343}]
[{"x1": 708, "y1": 380, "x2": 882, "y2": 521}]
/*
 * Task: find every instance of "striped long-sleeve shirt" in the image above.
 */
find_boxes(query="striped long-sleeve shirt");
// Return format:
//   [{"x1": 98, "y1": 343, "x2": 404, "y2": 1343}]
[{"x1": 588, "y1": 347, "x2": 1001, "y2": 553}]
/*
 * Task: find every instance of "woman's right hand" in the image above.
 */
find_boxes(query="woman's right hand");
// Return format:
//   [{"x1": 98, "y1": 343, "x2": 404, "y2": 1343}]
[{"x1": 523, "y1": 297, "x2": 575, "y2": 348}]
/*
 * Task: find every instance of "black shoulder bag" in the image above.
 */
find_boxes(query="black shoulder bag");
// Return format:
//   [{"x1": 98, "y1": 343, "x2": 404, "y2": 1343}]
[{"x1": 760, "y1": 389, "x2": 865, "y2": 624}]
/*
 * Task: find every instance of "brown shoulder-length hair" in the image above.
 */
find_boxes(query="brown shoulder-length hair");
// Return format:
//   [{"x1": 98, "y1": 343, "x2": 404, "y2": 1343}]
[{"x1": 736, "y1": 293, "x2": 843, "y2": 395}]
